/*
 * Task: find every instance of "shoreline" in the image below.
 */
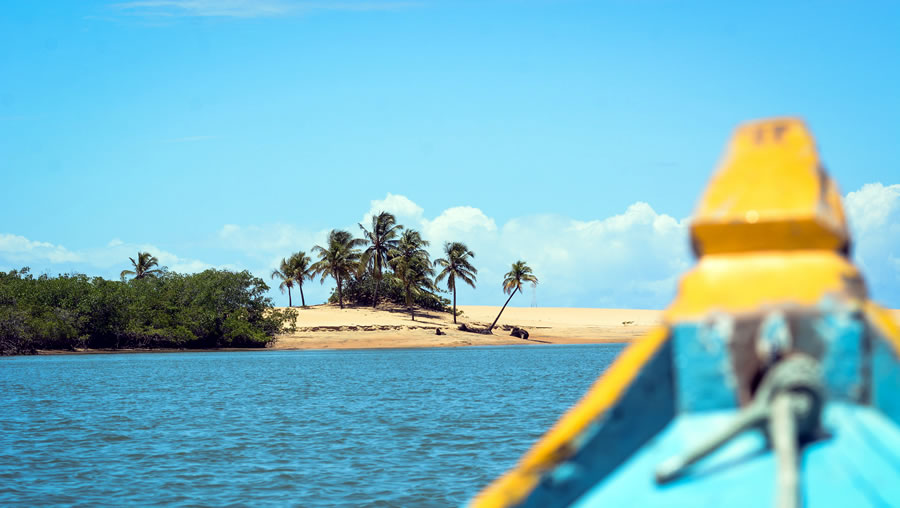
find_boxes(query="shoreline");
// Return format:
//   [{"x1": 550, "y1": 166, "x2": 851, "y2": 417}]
[
  {"x1": 33, "y1": 340, "x2": 629, "y2": 356},
  {"x1": 25, "y1": 305, "x2": 900, "y2": 355}
]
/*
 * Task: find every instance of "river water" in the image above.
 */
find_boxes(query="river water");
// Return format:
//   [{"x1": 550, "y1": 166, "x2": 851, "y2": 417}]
[{"x1": 0, "y1": 344, "x2": 624, "y2": 506}]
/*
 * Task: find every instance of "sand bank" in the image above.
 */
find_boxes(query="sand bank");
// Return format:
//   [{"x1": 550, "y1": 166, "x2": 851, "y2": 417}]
[
  {"x1": 273, "y1": 305, "x2": 900, "y2": 351},
  {"x1": 272, "y1": 304, "x2": 662, "y2": 350}
]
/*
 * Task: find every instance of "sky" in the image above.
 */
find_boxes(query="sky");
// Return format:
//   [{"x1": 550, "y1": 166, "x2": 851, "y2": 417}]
[{"x1": 1, "y1": 0, "x2": 898, "y2": 309}]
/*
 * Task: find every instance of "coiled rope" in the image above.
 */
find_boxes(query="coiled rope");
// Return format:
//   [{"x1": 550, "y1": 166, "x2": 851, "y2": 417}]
[{"x1": 655, "y1": 355, "x2": 824, "y2": 508}]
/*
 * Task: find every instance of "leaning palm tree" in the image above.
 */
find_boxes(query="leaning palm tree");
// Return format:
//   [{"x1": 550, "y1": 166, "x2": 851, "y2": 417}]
[
  {"x1": 434, "y1": 242, "x2": 477, "y2": 324},
  {"x1": 287, "y1": 251, "x2": 314, "y2": 307},
  {"x1": 489, "y1": 260, "x2": 538, "y2": 331},
  {"x1": 311, "y1": 230, "x2": 365, "y2": 309},
  {"x1": 389, "y1": 229, "x2": 433, "y2": 320},
  {"x1": 359, "y1": 211, "x2": 403, "y2": 308},
  {"x1": 271, "y1": 258, "x2": 297, "y2": 307},
  {"x1": 120, "y1": 251, "x2": 163, "y2": 280}
]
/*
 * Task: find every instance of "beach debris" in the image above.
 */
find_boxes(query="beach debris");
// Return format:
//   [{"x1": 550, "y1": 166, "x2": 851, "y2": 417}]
[
  {"x1": 435, "y1": 328, "x2": 445, "y2": 335},
  {"x1": 622, "y1": 320, "x2": 635, "y2": 326},
  {"x1": 458, "y1": 323, "x2": 493, "y2": 335},
  {"x1": 510, "y1": 327, "x2": 530, "y2": 340}
]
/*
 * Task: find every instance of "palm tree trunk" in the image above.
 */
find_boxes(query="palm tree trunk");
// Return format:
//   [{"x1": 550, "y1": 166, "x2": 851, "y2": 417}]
[
  {"x1": 299, "y1": 285, "x2": 306, "y2": 307},
  {"x1": 288, "y1": 287, "x2": 292, "y2": 307},
  {"x1": 489, "y1": 288, "x2": 518, "y2": 332},
  {"x1": 336, "y1": 272, "x2": 344, "y2": 309},
  {"x1": 452, "y1": 286, "x2": 457, "y2": 324},
  {"x1": 372, "y1": 272, "x2": 380, "y2": 308}
]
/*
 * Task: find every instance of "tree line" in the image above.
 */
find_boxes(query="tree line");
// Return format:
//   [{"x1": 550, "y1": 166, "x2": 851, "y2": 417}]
[
  {"x1": 270, "y1": 211, "x2": 538, "y2": 328},
  {"x1": 0, "y1": 260, "x2": 297, "y2": 355}
]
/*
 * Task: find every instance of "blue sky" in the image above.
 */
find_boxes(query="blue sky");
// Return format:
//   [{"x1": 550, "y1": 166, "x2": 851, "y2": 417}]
[{"x1": 1, "y1": 0, "x2": 899, "y2": 308}]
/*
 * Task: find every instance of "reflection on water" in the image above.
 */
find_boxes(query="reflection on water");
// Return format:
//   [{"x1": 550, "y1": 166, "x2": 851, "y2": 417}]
[{"x1": 0, "y1": 344, "x2": 624, "y2": 506}]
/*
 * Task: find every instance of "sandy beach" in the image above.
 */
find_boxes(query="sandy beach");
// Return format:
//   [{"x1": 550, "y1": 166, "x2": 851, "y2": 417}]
[
  {"x1": 272, "y1": 304, "x2": 662, "y2": 350},
  {"x1": 273, "y1": 305, "x2": 900, "y2": 351}
]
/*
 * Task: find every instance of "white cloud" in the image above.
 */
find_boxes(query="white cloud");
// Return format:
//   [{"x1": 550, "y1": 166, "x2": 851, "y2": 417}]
[
  {"x1": 845, "y1": 183, "x2": 900, "y2": 304},
  {"x1": 0, "y1": 234, "x2": 219, "y2": 278},
  {"x1": 5, "y1": 182, "x2": 899, "y2": 308},
  {"x1": 216, "y1": 223, "x2": 332, "y2": 302},
  {"x1": 364, "y1": 195, "x2": 690, "y2": 308},
  {"x1": 489, "y1": 203, "x2": 691, "y2": 308},
  {"x1": 363, "y1": 193, "x2": 424, "y2": 226},
  {"x1": 111, "y1": 0, "x2": 419, "y2": 18},
  {"x1": 845, "y1": 183, "x2": 900, "y2": 233},
  {"x1": 219, "y1": 223, "x2": 328, "y2": 255},
  {"x1": 422, "y1": 206, "x2": 497, "y2": 250},
  {"x1": 0, "y1": 234, "x2": 81, "y2": 263}
]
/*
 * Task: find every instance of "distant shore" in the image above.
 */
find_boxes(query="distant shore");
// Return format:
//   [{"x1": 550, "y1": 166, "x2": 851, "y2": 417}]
[
  {"x1": 34, "y1": 306, "x2": 900, "y2": 354},
  {"x1": 271, "y1": 304, "x2": 662, "y2": 350},
  {"x1": 270, "y1": 304, "x2": 900, "y2": 351}
]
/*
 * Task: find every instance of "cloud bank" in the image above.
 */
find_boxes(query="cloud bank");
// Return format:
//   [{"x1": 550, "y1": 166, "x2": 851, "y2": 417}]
[
  {"x1": 0, "y1": 235, "x2": 222, "y2": 279},
  {"x1": 2, "y1": 183, "x2": 899, "y2": 308},
  {"x1": 845, "y1": 183, "x2": 900, "y2": 305}
]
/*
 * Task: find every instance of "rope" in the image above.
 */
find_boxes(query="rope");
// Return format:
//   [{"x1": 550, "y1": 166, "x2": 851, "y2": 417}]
[{"x1": 655, "y1": 355, "x2": 824, "y2": 507}]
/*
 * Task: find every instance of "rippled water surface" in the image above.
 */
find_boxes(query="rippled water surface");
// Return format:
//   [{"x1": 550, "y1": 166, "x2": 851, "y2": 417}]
[{"x1": 1, "y1": 344, "x2": 624, "y2": 506}]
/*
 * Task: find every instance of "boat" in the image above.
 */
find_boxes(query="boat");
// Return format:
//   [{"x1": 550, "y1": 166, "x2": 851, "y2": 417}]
[{"x1": 470, "y1": 117, "x2": 900, "y2": 507}]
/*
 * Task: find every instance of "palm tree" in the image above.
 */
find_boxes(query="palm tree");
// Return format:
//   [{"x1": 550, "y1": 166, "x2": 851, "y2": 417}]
[
  {"x1": 389, "y1": 229, "x2": 434, "y2": 320},
  {"x1": 287, "y1": 251, "x2": 314, "y2": 307},
  {"x1": 120, "y1": 251, "x2": 163, "y2": 280},
  {"x1": 311, "y1": 230, "x2": 364, "y2": 309},
  {"x1": 359, "y1": 211, "x2": 403, "y2": 308},
  {"x1": 271, "y1": 258, "x2": 297, "y2": 307},
  {"x1": 489, "y1": 260, "x2": 538, "y2": 331},
  {"x1": 434, "y1": 242, "x2": 477, "y2": 324}
]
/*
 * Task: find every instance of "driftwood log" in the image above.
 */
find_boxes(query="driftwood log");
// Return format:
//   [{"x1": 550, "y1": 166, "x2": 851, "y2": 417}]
[
  {"x1": 510, "y1": 327, "x2": 530, "y2": 340},
  {"x1": 458, "y1": 323, "x2": 493, "y2": 335}
]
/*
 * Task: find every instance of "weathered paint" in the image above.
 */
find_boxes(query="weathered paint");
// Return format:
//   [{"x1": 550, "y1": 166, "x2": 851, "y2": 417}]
[
  {"x1": 672, "y1": 319, "x2": 740, "y2": 412},
  {"x1": 871, "y1": 335, "x2": 900, "y2": 427},
  {"x1": 815, "y1": 303, "x2": 866, "y2": 403},
  {"x1": 569, "y1": 404, "x2": 900, "y2": 507},
  {"x1": 691, "y1": 118, "x2": 848, "y2": 256}
]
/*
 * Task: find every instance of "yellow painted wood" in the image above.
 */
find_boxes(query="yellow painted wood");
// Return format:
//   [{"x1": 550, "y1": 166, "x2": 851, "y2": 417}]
[
  {"x1": 865, "y1": 301, "x2": 900, "y2": 355},
  {"x1": 665, "y1": 251, "x2": 864, "y2": 321},
  {"x1": 691, "y1": 118, "x2": 848, "y2": 255}
]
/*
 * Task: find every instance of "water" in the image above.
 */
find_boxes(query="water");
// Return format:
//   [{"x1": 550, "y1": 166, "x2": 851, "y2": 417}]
[{"x1": 0, "y1": 344, "x2": 624, "y2": 506}]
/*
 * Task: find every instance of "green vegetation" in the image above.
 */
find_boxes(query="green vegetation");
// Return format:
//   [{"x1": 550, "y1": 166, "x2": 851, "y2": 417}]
[
  {"x1": 0, "y1": 211, "x2": 538, "y2": 355},
  {"x1": 271, "y1": 251, "x2": 314, "y2": 307},
  {"x1": 359, "y1": 211, "x2": 403, "y2": 308},
  {"x1": 287, "y1": 251, "x2": 314, "y2": 307},
  {"x1": 276, "y1": 212, "x2": 538, "y2": 330},
  {"x1": 0, "y1": 266, "x2": 297, "y2": 356},
  {"x1": 434, "y1": 242, "x2": 477, "y2": 324},
  {"x1": 389, "y1": 230, "x2": 435, "y2": 320},
  {"x1": 489, "y1": 260, "x2": 539, "y2": 331},
  {"x1": 311, "y1": 230, "x2": 365, "y2": 309},
  {"x1": 271, "y1": 258, "x2": 297, "y2": 307},
  {"x1": 334, "y1": 271, "x2": 450, "y2": 312},
  {"x1": 120, "y1": 251, "x2": 163, "y2": 280}
]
